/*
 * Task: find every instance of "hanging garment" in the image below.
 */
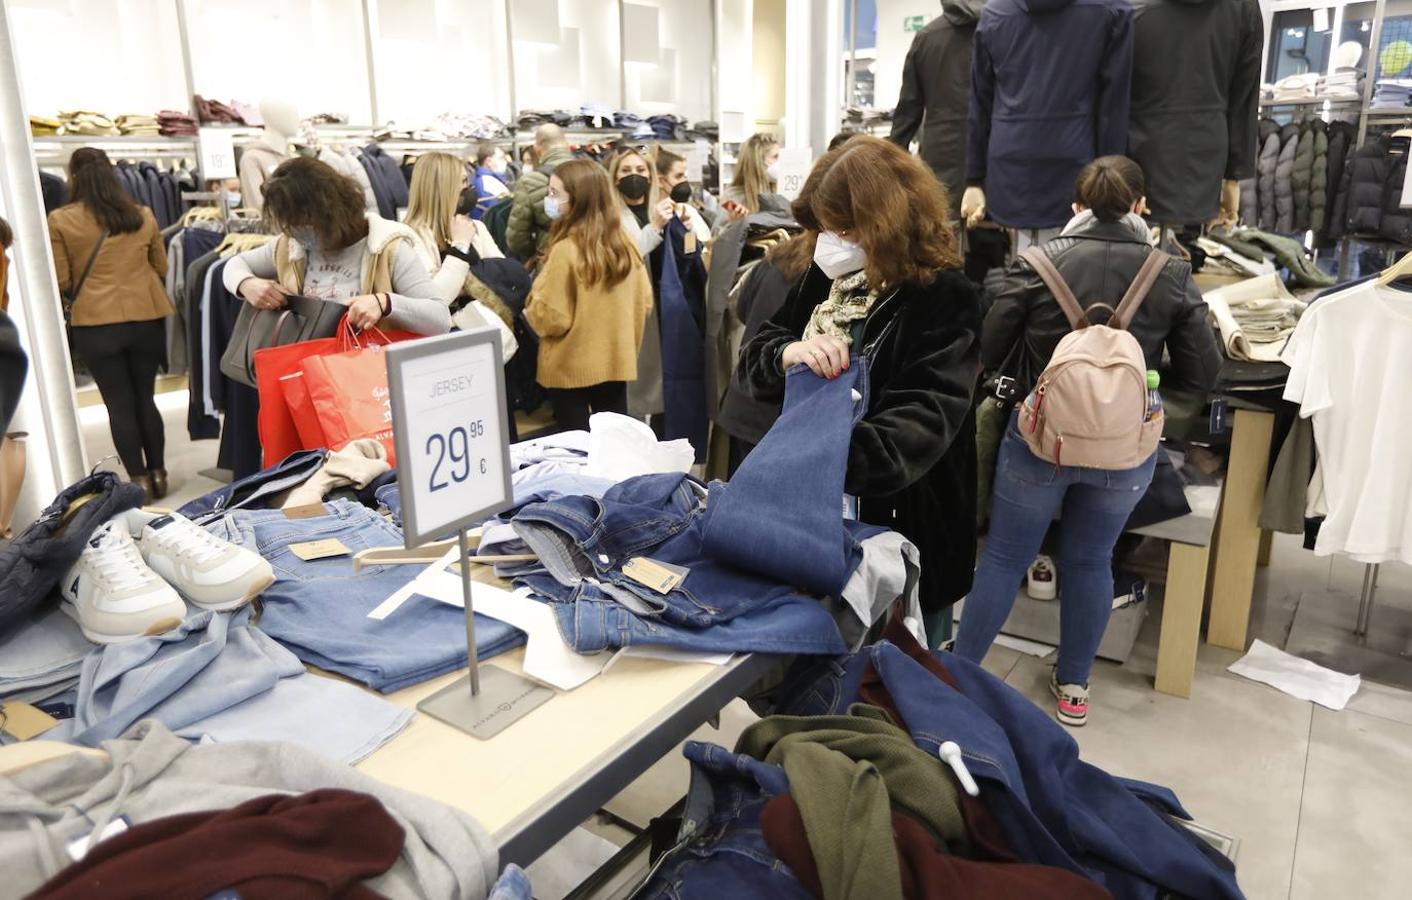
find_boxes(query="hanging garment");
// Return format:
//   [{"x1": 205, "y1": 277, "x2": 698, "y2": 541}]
[
  {"x1": 1127, "y1": 0, "x2": 1262, "y2": 224},
  {"x1": 1273, "y1": 124, "x2": 1300, "y2": 233},
  {"x1": 968, "y1": 0, "x2": 1134, "y2": 229},
  {"x1": 656, "y1": 217, "x2": 710, "y2": 462},
  {"x1": 1255, "y1": 119, "x2": 1280, "y2": 231},
  {"x1": 888, "y1": 0, "x2": 987, "y2": 220},
  {"x1": 1323, "y1": 120, "x2": 1357, "y2": 241}
]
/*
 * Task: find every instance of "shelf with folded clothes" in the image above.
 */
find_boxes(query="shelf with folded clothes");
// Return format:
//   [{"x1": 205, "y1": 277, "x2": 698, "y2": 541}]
[{"x1": 1258, "y1": 97, "x2": 1363, "y2": 108}]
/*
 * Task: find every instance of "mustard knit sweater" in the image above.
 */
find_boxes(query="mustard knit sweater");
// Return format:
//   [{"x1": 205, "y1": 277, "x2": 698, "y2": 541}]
[{"x1": 525, "y1": 237, "x2": 654, "y2": 389}]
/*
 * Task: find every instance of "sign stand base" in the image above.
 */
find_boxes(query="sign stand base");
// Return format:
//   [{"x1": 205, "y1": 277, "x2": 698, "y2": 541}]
[{"x1": 417, "y1": 666, "x2": 553, "y2": 740}]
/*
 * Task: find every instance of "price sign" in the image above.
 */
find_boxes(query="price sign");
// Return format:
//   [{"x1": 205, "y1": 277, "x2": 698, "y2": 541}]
[
  {"x1": 774, "y1": 146, "x2": 814, "y2": 201},
  {"x1": 385, "y1": 328, "x2": 513, "y2": 548},
  {"x1": 197, "y1": 127, "x2": 236, "y2": 180}
]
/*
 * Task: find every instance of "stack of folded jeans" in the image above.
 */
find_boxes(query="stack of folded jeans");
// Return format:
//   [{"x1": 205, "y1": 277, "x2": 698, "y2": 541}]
[
  {"x1": 202, "y1": 500, "x2": 524, "y2": 692},
  {"x1": 634, "y1": 624, "x2": 1244, "y2": 899},
  {"x1": 44, "y1": 607, "x2": 411, "y2": 764},
  {"x1": 0, "y1": 607, "x2": 91, "y2": 706},
  {"x1": 509, "y1": 361, "x2": 918, "y2": 656}
]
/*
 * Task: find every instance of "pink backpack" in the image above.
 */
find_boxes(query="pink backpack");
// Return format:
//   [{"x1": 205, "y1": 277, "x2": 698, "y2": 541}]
[{"x1": 1016, "y1": 246, "x2": 1167, "y2": 470}]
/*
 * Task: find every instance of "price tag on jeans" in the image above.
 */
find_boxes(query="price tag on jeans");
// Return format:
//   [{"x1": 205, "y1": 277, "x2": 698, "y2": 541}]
[
  {"x1": 385, "y1": 328, "x2": 514, "y2": 547},
  {"x1": 288, "y1": 538, "x2": 351, "y2": 561}
]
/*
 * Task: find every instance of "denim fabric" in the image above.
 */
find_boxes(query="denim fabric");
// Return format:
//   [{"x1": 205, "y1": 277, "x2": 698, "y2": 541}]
[
  {"x1": 785, "y1": 641, "x2": 1243, "y2": 900},
  {"x1": 0, "y1": 606, "x2": 90, "y2": 702},
  {"x1": 635, "y1": 741, "x2": 810, "y2": 900},
  {"x1": 206, "y1": 500, "x2": 524, "y2": 692},
  {"x1": 512, "y1": 473, "x2": 847, "y2": 645},
  {"x1": 177, "y1": 449, "x2": 326, "y2": 524},
  {"x1": 489, "y1": 864, "x2": 534, "y2": 900},
  {"x1": 0, "y1": 472, "x2": 144, "y2": 638},
  {"x1": 656, "y1": 216, "x2": 710, "y2": 463},
  {"x1": 703, "y1": 360, "x2": 869, "y2": 598},
  {"x1": 377, "y1": 471, "x2": 616, "y2": 532},
  {"x1": 45, "y1": 608, "x2": 412, "y2": 764},
  {"x1": 955, "y1": 418, "x2": 1156, "y2": 684},
  {"x1": 518, "y1": 573, "x2": 847, "y2": 656}
]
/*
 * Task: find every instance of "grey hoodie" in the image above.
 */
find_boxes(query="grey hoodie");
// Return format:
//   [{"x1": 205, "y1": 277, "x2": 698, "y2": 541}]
[
  {"x1": 0, "y1": 721, "x2": 499, "y2": 899},
  {"x1": 888, "y1": 0, "x2": 987, "y2": 220}
]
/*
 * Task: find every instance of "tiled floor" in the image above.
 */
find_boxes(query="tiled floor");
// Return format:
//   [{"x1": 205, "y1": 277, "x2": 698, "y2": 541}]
[{"x1": 82, "y1": 402, "x2": 1412, "y2": 900}]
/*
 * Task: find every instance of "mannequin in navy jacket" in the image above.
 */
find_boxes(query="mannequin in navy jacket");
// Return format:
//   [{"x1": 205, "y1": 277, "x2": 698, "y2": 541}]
[{"x1": 966, "y1": 0, "x2": 1134, "y2": 230}]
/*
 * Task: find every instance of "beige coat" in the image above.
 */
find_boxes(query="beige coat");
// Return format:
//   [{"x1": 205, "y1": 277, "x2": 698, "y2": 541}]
[{"x1": 48, "y1": 204, "x2": 172, "y2": 327}]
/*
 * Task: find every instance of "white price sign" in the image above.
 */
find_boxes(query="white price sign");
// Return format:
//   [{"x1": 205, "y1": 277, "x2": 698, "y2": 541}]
[
  {"x1": 774, "y1": 146, "x2": 813, "y2": 201},
  {"x1": 385, "y1": 329, "x2": 513, "y2": 547},
  {"x1": 197, "y1": 128, "x2": 237, "y2": 180}
]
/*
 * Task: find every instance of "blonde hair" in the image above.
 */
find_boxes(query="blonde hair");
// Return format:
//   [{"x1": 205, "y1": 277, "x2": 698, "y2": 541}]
[
  {"x1": 607, "y1": 148, "x2": 660, "y2": 215},
  {"x1": 404, "y1": 151, "x2": 466, "y2": 251},
  {"x1": 730, "y1": 133, "x2": 779, "y2": 213}
]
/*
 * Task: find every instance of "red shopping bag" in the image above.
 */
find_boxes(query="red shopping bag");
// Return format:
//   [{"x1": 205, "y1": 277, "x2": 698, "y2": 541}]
[
  {"x1": 254, "y1": 317, "x2": 418, "y2": 466},
  {"x1": 300, "y1": 324, "x2": 422, "y2": 464}
]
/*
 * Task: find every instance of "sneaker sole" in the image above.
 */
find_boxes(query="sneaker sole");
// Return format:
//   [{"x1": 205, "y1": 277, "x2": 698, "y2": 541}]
[
  {"x1": 185, "y1": 571, "x2": 276, "y2": 612},
  {"x1": 1048, "y1": 677, "x2": 1088, "y2": 727},
  {"x1": 61, "y1": 601, "x2": 184, "y2": 644}
]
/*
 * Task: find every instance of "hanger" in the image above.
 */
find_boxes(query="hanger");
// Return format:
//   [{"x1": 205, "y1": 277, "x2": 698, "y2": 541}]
[
  {"x1": 350, "y1": 529, "x2": 537, "y2": 571},
  {"x1": 1377, "y1": 247, "x2": 1412, "y2": 286}
]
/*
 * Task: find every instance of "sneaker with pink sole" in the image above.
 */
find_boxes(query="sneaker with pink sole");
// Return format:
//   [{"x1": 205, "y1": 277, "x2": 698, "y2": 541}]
[{"x1": 1049, "y1": 669, "x2": 1089, "y2": 727}]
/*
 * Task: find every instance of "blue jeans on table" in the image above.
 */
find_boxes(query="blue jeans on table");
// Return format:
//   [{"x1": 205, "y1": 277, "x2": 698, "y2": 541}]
[
  {"x1": 781, "y1": 641, "x2": 1243, "y2": 900},
  {"x1": 702, "y1": 360, "x2": 869, "y2": 598},
  {"x1": 205, "y1": 500, "x2": 524, "y2": 692},
  {"x1": 955, "y1": 417, "x2": 1155, "y2": 685},
  {"x1": 635, "y1": 741, "x2": 811, "y2": 900},
  {"x1": 178, "y1": 449, "x2": 326, "y2": 524}
]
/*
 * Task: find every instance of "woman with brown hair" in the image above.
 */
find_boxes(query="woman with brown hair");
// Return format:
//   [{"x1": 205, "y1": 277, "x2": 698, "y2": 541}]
[
  {"x1": 48, "y1": 148, "x2": 173, "y2": 499},
  {"x1": 223, "y1": 157, "x2": 450, "y2": 335},
  {"x1": 525, "y1": 160, "x2": 654, "y2": 431},
  {"x1": 739, "y1": 135, "x2": 981, "y2": 643}
]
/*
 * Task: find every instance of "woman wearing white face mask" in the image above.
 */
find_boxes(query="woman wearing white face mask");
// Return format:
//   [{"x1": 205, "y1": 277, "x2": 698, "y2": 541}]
[{"x1": 738, "y1": 136, "x2": 982, "y2": 647}]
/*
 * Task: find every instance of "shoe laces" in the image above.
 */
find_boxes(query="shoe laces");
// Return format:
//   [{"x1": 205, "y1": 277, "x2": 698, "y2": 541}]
[
  {"x1": 89, "y1": 525, "x2": 157, "y2": 592},
  {"x1": 148, "y1": 518, "x2": 227, "y2": 565}
]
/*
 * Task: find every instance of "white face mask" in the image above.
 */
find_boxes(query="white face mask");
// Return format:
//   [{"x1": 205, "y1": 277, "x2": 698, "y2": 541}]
[
  {"x1": 223, "y1": 191, "x2": 242, "y2": 208},
  {"x1": 813, "y1": 231, "x2": 867, "y2": 280},
  {"x1": 766, "y1": 161, "x2": 782, "y2": 183}
]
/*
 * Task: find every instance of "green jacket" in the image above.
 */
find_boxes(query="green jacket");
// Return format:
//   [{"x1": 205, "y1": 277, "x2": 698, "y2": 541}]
[{"x1": 506, "y1": 147, "x2": 573, "y2": 260}]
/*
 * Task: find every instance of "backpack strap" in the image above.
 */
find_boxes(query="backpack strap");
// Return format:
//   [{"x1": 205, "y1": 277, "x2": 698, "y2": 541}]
[
  {"x1": 1020, "y1": 246, "x2": 1089, "y2": 330},
  {"x1": 1111, "y1": 249, "x2": 1171, "y2": 331}
]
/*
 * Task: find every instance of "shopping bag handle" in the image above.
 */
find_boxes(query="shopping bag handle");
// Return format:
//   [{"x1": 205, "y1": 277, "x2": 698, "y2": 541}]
[{"x1": 337, "y1": 314, "x2": 394, "y2": 351}]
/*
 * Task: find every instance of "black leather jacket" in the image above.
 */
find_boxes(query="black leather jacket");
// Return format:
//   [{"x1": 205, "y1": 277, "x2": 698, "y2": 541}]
[{"x1": 982, "y1": 217, "x2": 1221, "y2": 396}]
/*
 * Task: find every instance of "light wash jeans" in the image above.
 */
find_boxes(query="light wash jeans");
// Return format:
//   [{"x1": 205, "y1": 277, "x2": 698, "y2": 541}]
[{"x1": 954, "y1": 418, "x2": 1155, "y2": 684}]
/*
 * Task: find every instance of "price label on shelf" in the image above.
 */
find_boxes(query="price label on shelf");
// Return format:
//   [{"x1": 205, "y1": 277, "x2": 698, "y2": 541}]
[
  {"x1": 197, "y1": 128, "x2": 236, "y2": 180},
  {"x1": 385, "y1": 328, "x2": 512, "y2": 547},
  {"x1": 774, "y1": 146, "x2": 813, "y2": 201}
]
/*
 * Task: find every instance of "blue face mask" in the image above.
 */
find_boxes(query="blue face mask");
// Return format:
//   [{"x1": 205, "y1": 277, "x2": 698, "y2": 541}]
[
  {"x1": 543, "y1": 195, "x2": 563, "y2": 220},
  {"x1": 290, "y1": 226, "x2": 319, "y2": 249}
]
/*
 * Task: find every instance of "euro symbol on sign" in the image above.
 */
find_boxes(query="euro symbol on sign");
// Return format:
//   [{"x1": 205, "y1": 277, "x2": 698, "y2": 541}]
[{"x1": 480, "y1": 458, "x2": 487, "y2": 474}]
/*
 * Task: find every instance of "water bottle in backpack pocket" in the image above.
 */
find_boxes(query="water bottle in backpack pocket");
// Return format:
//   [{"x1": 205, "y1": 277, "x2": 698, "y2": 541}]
[{"x1": 1016, "y1": 247, "x2": 1167, "y2": 470}]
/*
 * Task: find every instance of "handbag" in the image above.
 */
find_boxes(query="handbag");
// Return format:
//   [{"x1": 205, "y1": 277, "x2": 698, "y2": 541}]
[
  {"x1": 63, "y1": 230, "x2": 107, "y2": 308},
  {"x1": 976, "y1": 339, "x2": 1031, "y2": 529},
  {"x1": 220, "y1": 293, "x2": 348, "y2": 389}
]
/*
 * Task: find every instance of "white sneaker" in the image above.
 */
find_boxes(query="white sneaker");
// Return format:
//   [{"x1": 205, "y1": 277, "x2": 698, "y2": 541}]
[
  {"x1": 60, "y1": 520, "x2": 186, "y2": 644},
  {"x1": 1027, "y1": 555, "x2": 1058, "y2": 600},
  {"x1": 124, "y1": 509, "x2": 275, "y2": 611}
]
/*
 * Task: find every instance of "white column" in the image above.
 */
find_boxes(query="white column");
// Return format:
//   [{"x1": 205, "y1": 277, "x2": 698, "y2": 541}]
[
  {"x1": 784, "y1": 0, "x2": 843, "y2": 156},
  {"x1": 0, "y1": 0, "x2": 88, "y2": 524}
]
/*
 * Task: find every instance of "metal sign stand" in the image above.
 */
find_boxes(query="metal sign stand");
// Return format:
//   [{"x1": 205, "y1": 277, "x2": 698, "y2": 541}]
[{"x1": 385, "y1": 329, "x2": 551, "y2": 740}]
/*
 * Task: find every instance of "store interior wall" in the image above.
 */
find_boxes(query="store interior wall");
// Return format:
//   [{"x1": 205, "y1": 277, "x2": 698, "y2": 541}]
[
  {"x1": 751, "y1": 0, "x2": 786, "y2": 136},
  {"x1": 368, "y1": 0, "x2": 513, "y2": 123},
  {"x1": 871, "y1": 0, "x2": 936, "y2": 112}
]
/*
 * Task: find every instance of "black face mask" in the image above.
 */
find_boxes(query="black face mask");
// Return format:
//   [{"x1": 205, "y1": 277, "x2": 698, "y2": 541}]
[
  {"x1": 618, "y1": 174, "x2": 650, "y2": 201},
  {"x1": 456, "y1": 186, "x2": 477, "y2": 217},
  {"x1": 669, "y1": 181, "x2": 693, "y2": 204}
]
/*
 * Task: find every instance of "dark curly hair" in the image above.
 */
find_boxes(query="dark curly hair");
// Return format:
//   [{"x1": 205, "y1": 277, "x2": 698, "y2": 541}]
[{"x1": 261, "y1": 157, "x2": 370, "y2": 250}]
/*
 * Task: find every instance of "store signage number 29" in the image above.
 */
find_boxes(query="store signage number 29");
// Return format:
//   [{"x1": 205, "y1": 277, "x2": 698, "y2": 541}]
[{"x1": 426, "y1": 418, "x2": 487, "y2": 492}]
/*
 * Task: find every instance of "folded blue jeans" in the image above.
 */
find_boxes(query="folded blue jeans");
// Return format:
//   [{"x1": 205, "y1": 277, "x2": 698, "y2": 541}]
[
  {"x1": 518, "y1": 573, "x2": 847, "y2": 656},
  {"x1": 0, "y1": 606, "x2": 91, "y2": 701},
  {"x1": 702, "y1": 360, "x2": 869, "y2": 597},
  {"x1": 205, "y1": 500, "x2": 524, "y2": 692},
  {"x1": 178, "y1": 449, "x2": 326, "y2": 524},
  {"x1": 955, "y1": 418, "x2": 1156, "y2": 684},
  {"x1": 45, "y1": 608, "x2": 412, "y2": 764}
]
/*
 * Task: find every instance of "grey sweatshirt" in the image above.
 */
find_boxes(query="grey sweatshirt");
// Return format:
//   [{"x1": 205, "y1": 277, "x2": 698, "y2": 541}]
[
  {"x1": 0, "y1": 721, "x2": 497, "y2": 899},
  {"x1": 223, "y1": 237, "x2": 453, "y2": 336}
]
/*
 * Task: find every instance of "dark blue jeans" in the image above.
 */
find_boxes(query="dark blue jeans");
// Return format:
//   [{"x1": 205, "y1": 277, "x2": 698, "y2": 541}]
[
  {"x1": 634, "y1": 741, "x2": 810, "y2": 900},
  {"x1": 703, "y1": 359, "x2": 869, "y2": 598},
  {"x1": 955, "y1": 418, "x2": 1155, "y2": 684}
]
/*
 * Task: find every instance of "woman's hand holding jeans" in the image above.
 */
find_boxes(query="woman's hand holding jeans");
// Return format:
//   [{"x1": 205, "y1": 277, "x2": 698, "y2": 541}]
[{"x1": 782, "y1": 335, "x2": 850, "y2": 379}]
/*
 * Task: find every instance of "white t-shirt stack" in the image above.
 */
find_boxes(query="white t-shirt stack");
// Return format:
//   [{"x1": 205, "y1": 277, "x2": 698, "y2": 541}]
[{"x1": 1282, "y1": 282, "x2": 1412, "y2": 563}]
